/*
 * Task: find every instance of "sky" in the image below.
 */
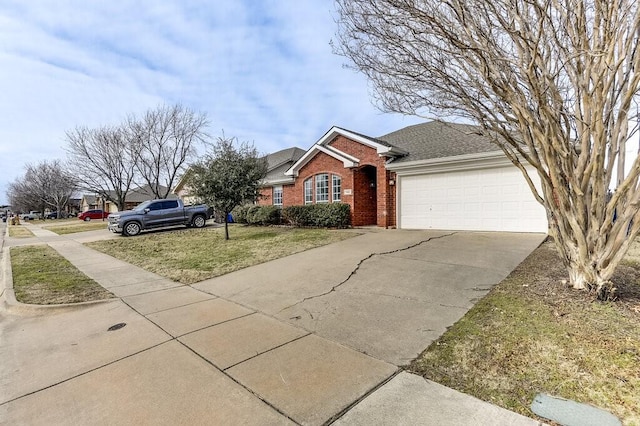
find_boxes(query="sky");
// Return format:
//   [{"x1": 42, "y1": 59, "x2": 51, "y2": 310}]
[{"x1": 0, "y1": 0, "x2": 424, "y2": 205}]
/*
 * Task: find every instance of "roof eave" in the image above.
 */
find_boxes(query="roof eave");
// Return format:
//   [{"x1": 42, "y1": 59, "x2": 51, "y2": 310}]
[{"x1": 387, "y1": 150, "x2": 511, "y2": 174}]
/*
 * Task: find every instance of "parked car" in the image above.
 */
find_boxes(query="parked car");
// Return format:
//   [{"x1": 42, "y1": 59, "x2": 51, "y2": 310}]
[
  {"x1": 45, "y1": 211, "x2": 58, "y2": 219},
  {"x1": 78, "y1": 209, "x2": 109, "y2": 221},
  {"x1": 20, "y1": 211, "x2": 41, "y2": 220},
  {"x1": 107, "y1": 199, "x2": 209, "y2": 236}
]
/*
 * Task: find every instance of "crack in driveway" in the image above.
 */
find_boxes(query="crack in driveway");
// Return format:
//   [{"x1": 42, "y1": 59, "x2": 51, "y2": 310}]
[{"x1": 279, "y1": 232, "x2": 457, "y2": 314}]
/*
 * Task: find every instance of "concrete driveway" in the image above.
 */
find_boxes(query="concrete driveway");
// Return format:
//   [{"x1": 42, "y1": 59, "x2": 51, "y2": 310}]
[
  {"x1": 193, "y1": 229, "x2": 544, "y2": 365},
  {"x1": 1, "y1": 224, "x2": 545, "y2": 425}
]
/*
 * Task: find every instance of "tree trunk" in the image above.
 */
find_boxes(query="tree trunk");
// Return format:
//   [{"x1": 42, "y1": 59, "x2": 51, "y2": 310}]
[
  {"x1": 548, "y1": 211, "x2": 623, "y2": 301},
  {"x1": 224, "y1": 212, "x2": 229, "y2": 240}
]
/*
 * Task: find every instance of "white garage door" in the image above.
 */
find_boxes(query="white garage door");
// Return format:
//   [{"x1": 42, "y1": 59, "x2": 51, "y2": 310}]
[{"x1": 398, "y1": 166, "x2": 547, "y2": 232}]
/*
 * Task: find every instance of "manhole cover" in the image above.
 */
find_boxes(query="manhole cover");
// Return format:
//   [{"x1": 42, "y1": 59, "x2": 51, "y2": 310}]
[{"x1": 107, "y1": 323, "x2": 127, "y2": 331}]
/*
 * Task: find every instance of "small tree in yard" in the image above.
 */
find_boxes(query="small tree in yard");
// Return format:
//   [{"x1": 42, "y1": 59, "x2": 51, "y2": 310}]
[
  {"x1": 187, "y1": 136, "x2": 267, "y2": 240},
  {"x1": 335, "y1": 0, "x2": 640, "y2": 299}
]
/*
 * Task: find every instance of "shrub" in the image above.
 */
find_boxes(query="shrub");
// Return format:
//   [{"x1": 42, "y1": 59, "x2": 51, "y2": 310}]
[
  {"x1": 314, "y1": 203, "x2": 351, "y2": 228},
  {"x1": 231, "y1": 204, "x2": 251, "y2": 223},
  {"x1": 282, "y1": 203, "x2": 351, "y2": 228},
  {"x1": 246, "y1": 205, "x2": 281, "y2": 225},
  {"x1": 281, "y1": 205, "x2": 312, "y2": 227}
]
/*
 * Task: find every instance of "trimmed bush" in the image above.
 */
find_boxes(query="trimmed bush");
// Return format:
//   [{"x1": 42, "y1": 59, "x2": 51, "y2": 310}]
[
  {"x1": 246, "y1": 205, "x2": 281, "y2": 225},
  {"x1": 282, "y1": 203, "x2": 351, "y2": 228},
  {"x1": 281, "y1": 205, "x2": 313, "y2": 227}
]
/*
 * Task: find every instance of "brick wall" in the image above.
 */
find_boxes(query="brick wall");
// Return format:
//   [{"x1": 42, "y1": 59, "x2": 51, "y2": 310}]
[
  {"x1": 329, "y1": 136, "x2": 394, "y2": 227},
  {"x1": 258, "y1": 135, "x2": 398, "y2": 227},
  {"x1": 257, "y1": 188, "x2": 272, "y2": 206}
]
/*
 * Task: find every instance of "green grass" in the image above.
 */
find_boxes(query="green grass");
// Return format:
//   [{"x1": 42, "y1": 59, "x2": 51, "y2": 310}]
[
  {"x1": 408, "y1": 240, "x2": 640, "y2": 424},
  {"x1": 11, "y1": 245, "x2": 115, "y2": 304},
  {"x1": 86, "y1": 225, "x2": 357, "y2": 284},
  {"x1": 41, "y1": 218, "x2": 109, "y2": 234}
]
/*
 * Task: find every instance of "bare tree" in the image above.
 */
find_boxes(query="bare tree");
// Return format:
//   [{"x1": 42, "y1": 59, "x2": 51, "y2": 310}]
[
  {"x1": 186, "y1": 136, "x2": 268, "y2": 240},
  {"x1": 7, "y1": 160, "x2": 77, "y2": 216},
  {"x1": 130, "y1": 104, "x2": 209, "y2": 199},
  {"x1": 7, "y1": 179, "x2": 38, "y2": 213},
  {"x1": 335, "y1": 0, "x2": 640, "y2": 298},
  {"x1": 66, "y1": 125, "x2": 141, "y2": 211}
]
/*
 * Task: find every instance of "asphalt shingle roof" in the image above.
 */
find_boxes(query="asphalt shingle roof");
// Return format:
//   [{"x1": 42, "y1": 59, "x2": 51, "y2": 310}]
[
  {"x1": 263, "y1": 147, "x2": 305, "y2": 182},
  {"x1": 379, "y1": 121, "x2": 501, "y2": 163}
]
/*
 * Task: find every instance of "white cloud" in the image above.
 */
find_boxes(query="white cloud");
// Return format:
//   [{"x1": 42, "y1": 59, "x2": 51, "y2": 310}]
[{"x1": 0, "y1": 0, "x2": 422, "y2": 204}]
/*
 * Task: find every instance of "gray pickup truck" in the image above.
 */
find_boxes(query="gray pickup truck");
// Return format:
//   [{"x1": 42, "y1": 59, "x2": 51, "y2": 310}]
[{"x1": 107, "y1": 199, "x2": 209, "y2": 236}]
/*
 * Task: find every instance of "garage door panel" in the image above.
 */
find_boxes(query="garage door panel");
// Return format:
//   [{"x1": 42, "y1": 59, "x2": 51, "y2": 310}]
[{"x1": 399, "y1": 166, "x2": 547, "y2": 233}]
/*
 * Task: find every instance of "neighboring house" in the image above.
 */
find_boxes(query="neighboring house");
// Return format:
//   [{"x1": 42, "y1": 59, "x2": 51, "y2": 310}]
[
  {"x1": 81, "y1": 184, "x2": 176, "y2": 213},
  {"x1": 258, "y1": 121, "x2": 547, "y2": 233},
  {"x1": 173, "y1": 171, "x2": 199, "y2": 205},
  {"x1": 121, "y1": 184, "x2": 177, "y2": 211},
  {"x1": 80, "y1": 194, "x2": 100, "y2": 212}
]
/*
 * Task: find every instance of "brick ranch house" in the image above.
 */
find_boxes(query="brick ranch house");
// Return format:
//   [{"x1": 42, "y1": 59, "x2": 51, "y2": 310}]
[{"x1": 258, "y1": 121, "x2": 548, "y2": 233}]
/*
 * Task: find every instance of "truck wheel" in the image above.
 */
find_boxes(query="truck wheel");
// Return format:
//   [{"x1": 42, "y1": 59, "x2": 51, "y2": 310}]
[
  {"x1": 123, "y1": 222, "x2": 141, "y2": 236},
  {"x1": 192, "y1": 215, "x2": 206, "y2": 228}
]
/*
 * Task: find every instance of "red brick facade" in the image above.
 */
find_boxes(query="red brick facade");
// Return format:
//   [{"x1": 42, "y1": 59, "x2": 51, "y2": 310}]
[{"x1": 258, "y1": 135, "x2": 397, "y2": 228}]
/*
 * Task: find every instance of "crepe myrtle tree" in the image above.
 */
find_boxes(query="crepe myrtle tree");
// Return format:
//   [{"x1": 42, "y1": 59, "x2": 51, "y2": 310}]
[
  {"x1": 186, "y1": 136, "x2": 268, "y2": 240},
  {"x1": 335, "y1": 0, "x2": 640, "y2": 299}
]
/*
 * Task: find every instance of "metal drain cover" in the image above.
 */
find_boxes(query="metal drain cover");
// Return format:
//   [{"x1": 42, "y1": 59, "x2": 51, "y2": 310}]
[{"x1": 107, "y1": 323, "x2": 127, "y2": 331}]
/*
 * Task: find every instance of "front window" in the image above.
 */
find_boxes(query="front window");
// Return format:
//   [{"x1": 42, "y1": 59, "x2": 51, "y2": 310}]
[
  {"x1": 332, "y1": 175, "x2": 341, "y2": 202},
  {"x1": 304, "y1": 178, "x2": 313, "y2": 204},
  {"x1": 273, "y1": 186, "x2": 283, "y2": 206},
  {"x1": 316, "y1": 174, "x2": 329, "y2": 203}
]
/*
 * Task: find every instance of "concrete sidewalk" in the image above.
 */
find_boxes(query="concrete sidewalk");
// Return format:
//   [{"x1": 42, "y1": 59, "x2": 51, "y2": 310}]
[{"x1": 0, "y1": 222, "x2": 545, "y2": 425}]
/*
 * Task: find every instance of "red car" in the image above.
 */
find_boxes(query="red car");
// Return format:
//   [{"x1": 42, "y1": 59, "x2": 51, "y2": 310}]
[{"x1": 78, "y1": 209, "x2": 109, "y2": 221}]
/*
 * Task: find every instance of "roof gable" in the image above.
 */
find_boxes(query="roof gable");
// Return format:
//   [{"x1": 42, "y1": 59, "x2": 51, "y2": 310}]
[{"x1": 285, "y1": 126, "x2": 407, "y2": 177}]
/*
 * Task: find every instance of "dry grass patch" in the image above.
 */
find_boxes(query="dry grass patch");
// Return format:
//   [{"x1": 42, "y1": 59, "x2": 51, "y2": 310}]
[
  {"x1": 8, "y1": 225, "x2": 34, "y2": 238},
  {"x1": 41, "y1": 218, "x2": 109, "y2": 235},
  {"x1": 408, "y1": 239, "x2": 640, "y2": 425},
  {"x1": 11, "y1": 245, "x2": 115, "y2": 304},
  {"x1": 86, "y1": 225, "x2": 357, "y2": 284}
]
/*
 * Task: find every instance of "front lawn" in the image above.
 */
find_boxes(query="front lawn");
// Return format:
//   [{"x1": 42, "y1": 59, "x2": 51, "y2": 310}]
[
  {"x1": 41, "y1": 218, "x2": 109, "y2": 234},
  {"x1": 8, "y1": 225, "x2": 34, "y2": 238},
  {"x1": 408, "y1": 239, "x2": 640, "y2": 424},
  {"x1": 11, "y1": 245, "x2": 115, "y2": 304},
  {"x1": 86, "y1": 225, "x2": 357, "y2": 284}
]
